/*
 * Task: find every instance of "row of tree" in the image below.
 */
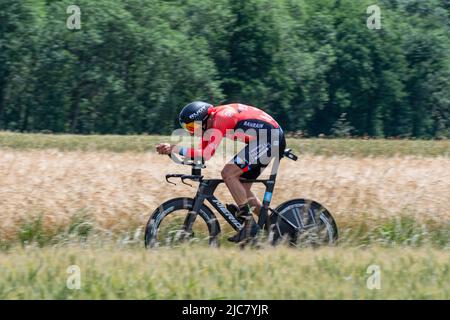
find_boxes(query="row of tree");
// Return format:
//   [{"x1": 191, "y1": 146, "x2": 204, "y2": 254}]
[{"x1": 1, "y1": 0, "x2": 449, "y2": 137}]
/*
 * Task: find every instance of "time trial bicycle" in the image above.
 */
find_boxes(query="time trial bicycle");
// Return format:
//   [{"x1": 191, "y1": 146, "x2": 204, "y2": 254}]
[{"x1": 144, "y1": 149, "x2": 338, "y2": 248}]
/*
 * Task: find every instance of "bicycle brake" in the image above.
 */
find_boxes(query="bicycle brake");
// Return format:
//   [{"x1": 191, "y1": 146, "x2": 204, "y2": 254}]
[
  {"x1": 165, "y1": 176, "x2": 177, "y2": 185},
  {"x1": 181, "y1": 177, "x2": 193, "y2": 187}
]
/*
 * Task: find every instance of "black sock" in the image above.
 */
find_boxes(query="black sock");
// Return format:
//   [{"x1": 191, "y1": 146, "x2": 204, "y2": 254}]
[{"x1": 237, "y1": 203, "x2": 252, "y2": 221}]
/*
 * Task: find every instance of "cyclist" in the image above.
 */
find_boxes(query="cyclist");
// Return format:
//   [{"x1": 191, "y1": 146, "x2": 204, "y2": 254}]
[{"x1": 156, "y1": 101, "x2": 286, "y2": 242}]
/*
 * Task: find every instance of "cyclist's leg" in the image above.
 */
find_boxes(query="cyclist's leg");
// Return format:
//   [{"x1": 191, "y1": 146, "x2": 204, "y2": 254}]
[
  {"x1": 225, "y1": 144, "x2": 268, "y2": 242},
  {"x1": 230, "y1": 127, "x2": 283, "y2": 224},
  {"x1": 239, "y1": 128, "x2": 284, "y2": 217},
  {"x1": 242, "y1": 183, "x2": 262, "y2": 216},
  {"x1": 221, "y1": 164, "x2": 248, "y2": 207},
  {"x1": 229, "y1": 140, "x2": 268, "y2": 215}
]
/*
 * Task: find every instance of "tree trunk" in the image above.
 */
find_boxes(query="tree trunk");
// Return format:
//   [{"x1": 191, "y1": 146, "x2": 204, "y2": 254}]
[
  {"x1": 0, "y1": 79, "x2": 5, "y2": 129},
  {"x1": 70, "y1": 85, "x2": 81, "y2": 133}
]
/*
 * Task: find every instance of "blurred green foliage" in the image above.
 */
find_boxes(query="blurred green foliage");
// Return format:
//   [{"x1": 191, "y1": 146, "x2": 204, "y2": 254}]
[{"x1": 0, "y1": 0, "x2": 449, "y2": 137}]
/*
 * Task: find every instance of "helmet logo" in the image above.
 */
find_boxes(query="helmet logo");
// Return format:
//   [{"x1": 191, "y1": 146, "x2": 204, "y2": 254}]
[{"x1": 189, "y1": 105, "x2": 208, "y2": 120}]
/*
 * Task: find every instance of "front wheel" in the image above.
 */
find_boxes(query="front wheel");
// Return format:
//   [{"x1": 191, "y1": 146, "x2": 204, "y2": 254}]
[
  {"x1": 269, "y1": 199, "x2": 338, "y2": 247},
  {"x1": 145, "y1": 197, "x2": 221, "y2": 248}
]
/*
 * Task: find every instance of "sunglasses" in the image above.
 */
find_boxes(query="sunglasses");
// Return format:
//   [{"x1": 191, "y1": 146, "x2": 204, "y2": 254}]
[{"x1": 182, "y1": 121, "x2": 202, "y2": 134}]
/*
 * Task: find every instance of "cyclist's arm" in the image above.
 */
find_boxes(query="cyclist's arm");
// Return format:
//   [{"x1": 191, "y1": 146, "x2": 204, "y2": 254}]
[
  {"x1": 176, "y1": 109, "x2": 236, "y2": 161},
  {"x1": 174, "y1": 138, "x2": 213, "y2": 160}
]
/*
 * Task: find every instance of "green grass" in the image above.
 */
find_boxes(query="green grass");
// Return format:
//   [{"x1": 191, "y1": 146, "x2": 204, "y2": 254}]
[
  {"x1": 287, "y1": 138, "x2": 450, "y2": 157},
  {"x1": 13, "y1": 211, "x2": 94, "y2": 249},
  {"x1": 337, "y1": 215, "x2": 450, "y2": 248},
  {"x1": 0, "y1": 246, "x2": 448, "y2": 299},
  {"x1": 1, "y1": 212, "x2": 448, "y2": 251},
  {"x1": 0, "y1": 131, "x2": 449, "y2": 157},
  {"x1": 0, "y1": 131, "x2": 163, "y2": 153}
]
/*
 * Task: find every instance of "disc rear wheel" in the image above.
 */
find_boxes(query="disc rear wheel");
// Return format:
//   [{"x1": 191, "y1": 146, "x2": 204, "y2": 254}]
[{"x1": 269, "y1": 199, "x2": 338, "y2": 247}]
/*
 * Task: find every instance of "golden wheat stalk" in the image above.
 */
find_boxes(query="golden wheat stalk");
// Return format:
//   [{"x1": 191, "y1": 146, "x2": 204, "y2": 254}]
[{"x1": 0, "y1": 150, "x2": 449, "y2": 241}]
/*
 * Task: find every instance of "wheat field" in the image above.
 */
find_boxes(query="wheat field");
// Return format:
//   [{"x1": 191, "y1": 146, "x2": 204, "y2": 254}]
[
  {"x1": 0, "y1": 149, "x2": 449, "y2": 245},
  {"x1": 0, "y1": 134, "x2": 449, "y2": 299}
]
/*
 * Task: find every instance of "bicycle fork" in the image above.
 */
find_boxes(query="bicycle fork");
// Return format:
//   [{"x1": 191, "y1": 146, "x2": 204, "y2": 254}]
[{"x1": 182, "y1": 182, "x2": 208, "y2": 236}]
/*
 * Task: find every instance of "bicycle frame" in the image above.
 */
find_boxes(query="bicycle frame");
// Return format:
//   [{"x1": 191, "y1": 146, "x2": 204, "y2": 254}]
[
  {"x1": 165, "y1": 149, "x2": 299, "y2": 237},
  {"x1": 181, "y1": 153, "x2": 301, "y2": 236},
  {"x1": 185, "y1": 176, "x2": 277, "y2": 233}
]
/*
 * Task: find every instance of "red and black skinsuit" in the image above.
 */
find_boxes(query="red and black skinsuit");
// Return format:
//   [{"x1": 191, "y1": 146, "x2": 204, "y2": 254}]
[{"x1": 179, "y1": 103, "x2": 286, "y2": 179}]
